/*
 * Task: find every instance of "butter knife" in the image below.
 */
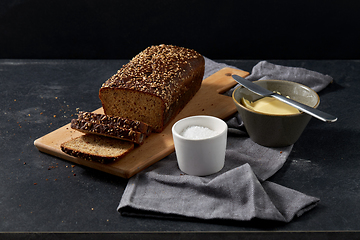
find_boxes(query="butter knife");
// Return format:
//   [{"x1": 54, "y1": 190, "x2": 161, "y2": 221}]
[{"x1": 232, "y1": 74, "x2": 337, "y2": 122}]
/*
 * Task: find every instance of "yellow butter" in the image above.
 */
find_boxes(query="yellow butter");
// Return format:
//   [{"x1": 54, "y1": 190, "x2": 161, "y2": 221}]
[{"x1": 241, "y1": 97, "x2": 300, "y2": 115}]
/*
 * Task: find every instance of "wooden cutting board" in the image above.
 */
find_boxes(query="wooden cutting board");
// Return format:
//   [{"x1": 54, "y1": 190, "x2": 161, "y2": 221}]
[{"x1": 34, "y1": 67, "x2": 249, "y2": 178}]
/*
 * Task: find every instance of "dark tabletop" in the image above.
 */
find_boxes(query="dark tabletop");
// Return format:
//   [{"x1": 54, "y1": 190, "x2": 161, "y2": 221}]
[{"x1": 1, "y1": 59, "x2": 359, "y2": 239}]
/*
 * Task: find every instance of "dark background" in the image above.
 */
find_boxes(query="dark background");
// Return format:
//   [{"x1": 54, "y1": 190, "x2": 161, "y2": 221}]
[
  {"x1": 1, "y1": 0, "x2": 360, "y2": 60},
  {"x1": 1, "y1": 1, "x2": 360, "y2": 238}
]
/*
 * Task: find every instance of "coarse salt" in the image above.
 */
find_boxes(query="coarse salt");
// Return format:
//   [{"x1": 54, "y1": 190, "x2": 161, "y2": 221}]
[{"x1": 180, "y1": 125, "x2": 218, "y2": 140}]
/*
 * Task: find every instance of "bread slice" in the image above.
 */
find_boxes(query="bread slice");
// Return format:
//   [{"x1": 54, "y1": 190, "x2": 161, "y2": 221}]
[
  {"x1": 99, "y1": 44, "x2": 205, "y2": 132},
  {"x1": 70, "y1": 111, "x2": 151, "y2": 145},
  {"x1": 77, "y1": 111, "x2": 152, "y2": 135},
  {"x1": 60, "y1": 134, "x2": 134, "y2": 164}
]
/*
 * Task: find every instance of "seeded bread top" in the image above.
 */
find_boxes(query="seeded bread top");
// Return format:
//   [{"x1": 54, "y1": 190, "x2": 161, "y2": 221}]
[
  {"x1": 76, "y1": 111, "x2": 152, "y2": 135},
  {"x1": 101, "y1": 44, "x2": 203, "y2": 108}
]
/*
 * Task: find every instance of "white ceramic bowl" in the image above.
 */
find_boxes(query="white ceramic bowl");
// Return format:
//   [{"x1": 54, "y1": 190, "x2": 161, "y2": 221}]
[{"x1": 172, "y1": 115, "x2": 227, "y2": 176}]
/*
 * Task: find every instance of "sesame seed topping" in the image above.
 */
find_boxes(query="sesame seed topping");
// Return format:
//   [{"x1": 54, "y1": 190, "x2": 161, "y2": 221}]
[{"x1": 101, "y1": 44, "x2": 202, "y2": 107}]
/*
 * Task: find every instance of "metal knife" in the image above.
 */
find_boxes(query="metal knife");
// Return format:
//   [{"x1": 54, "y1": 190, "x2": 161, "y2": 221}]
[{"x1": 232, "y1": 74, "x2": 337, "y2": 122}]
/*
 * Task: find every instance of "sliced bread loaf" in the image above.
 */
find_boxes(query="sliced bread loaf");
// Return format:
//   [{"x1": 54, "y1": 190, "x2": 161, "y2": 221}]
[{"x1": 99, "y1": 44, "x2": 205, "y2": 132}]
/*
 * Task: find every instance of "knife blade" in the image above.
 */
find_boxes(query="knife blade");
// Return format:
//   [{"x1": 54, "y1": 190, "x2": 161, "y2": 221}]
[{"x1": 232, "y1": 74, "x2": 337, "y2": 122}]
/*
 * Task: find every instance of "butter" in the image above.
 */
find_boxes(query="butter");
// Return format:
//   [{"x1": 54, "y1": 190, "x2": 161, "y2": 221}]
[{"x1": 241, "y1": 97, "x2": 300, "y2": 115}]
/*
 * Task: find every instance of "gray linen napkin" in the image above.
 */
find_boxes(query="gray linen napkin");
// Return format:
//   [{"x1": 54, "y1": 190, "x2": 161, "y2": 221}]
[
  {"x1": 119, "y1": 163, "x2": 319, "y2": 222},
  {"x1": 118, "y1": 58, "x2": 331, "y2": 222},
  {"x1": 246, "y1": 60, "x2": 333, "y2": 92}
]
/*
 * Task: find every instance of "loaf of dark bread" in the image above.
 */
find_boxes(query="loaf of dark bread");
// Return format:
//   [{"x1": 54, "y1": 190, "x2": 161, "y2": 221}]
[
  {"x1": 60, "y1": 134, "x2": 134, "y2": 164},
  {"x1": 70, "y1": 111, "x2": 151, "y2": 145},
  {"x1": 99, "y1": 44, "x2": 205, "y2": 132}
]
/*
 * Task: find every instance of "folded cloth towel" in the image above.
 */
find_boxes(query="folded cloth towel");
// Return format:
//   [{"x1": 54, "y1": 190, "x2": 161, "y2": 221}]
[
  {"x1": 118, "y1": 58, "x2": 331, "y2": 222},
  {"x1": 119, "y1": 163, "x2": 319, "y2": 222},
  {"x1": 246, "y1": 60, "x2": 333, "y2": 92}
]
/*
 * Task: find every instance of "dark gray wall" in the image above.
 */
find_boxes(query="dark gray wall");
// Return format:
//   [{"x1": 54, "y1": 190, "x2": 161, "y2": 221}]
[{"x1": 1, "y1": 0, "x2": 359, "y2": 59}]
